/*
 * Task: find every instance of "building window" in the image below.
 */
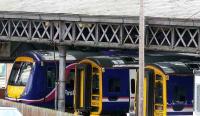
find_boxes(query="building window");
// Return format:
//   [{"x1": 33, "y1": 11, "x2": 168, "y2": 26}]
[{"x1": 108, "y1": 78, "x2": 120, "y2": 92}]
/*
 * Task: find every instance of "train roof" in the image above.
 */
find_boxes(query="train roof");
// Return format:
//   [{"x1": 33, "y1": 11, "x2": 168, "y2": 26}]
[
  {"x1": 145, "y1": 52, "x2": 200, "y2": 63},
  {"x1": 153, "y1": 62, "x2": 193, "y2": 75},
  {"x1": 18, "y1": 50, "x2": 101, "y2": 62},
  {"x1": 86, "y1": 56, "x2": 138, "y2": 68}
]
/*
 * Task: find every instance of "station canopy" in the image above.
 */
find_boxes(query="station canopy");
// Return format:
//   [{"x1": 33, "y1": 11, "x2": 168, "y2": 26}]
[{"x1": 0, "y1": 0, "x2": 200, "y2": 19}]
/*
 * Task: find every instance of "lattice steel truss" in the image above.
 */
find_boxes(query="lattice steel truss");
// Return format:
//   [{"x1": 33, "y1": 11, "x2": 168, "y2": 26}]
[{"x1": 0, "y1": 17, "x2": 200, "y2": 52}]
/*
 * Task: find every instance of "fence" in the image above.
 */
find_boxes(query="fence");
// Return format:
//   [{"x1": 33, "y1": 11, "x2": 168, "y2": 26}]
[{"x1": 0, "y1": 99, "x2": 74, "y2": 116}]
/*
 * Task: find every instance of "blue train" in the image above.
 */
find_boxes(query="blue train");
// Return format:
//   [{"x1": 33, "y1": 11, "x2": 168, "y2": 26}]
[
  {"x1": 5, "y1": 50, "x2": 99, "y2": 108},
  {"x1": 144, "y1": 62, "x2": 194, "y2": 116},
  {"x1": 5, "y1": 50, "x2": 199, "y2": 116},
  {"x1": 73, "y1": 57, "x2": 196, "y2": 115},
  {"x1": 74, "y1": 56, "x2": 138, "y2": 115}
]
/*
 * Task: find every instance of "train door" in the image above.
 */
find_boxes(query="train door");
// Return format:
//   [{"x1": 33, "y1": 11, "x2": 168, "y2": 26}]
[
  {"x1": 129, "y1": 69, "x2": 137, "y2": 115},
  {"x1": 144, "y1": 69, "x2": 155, "y2": 116},
  {"x1": 145, "y1": 66, "x2": 167, "y2": 116},
  {"x1": 194, "y1": 70, "x2": 200, "y2": 116},
  {"x1": 74, "y1": 60, "x2": 102, "y2": 115}
]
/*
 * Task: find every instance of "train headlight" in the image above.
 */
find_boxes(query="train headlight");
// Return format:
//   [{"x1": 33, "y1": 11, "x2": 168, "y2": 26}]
[{"x1": 155, "y1": 106, "x2": 163, "y2": 110}]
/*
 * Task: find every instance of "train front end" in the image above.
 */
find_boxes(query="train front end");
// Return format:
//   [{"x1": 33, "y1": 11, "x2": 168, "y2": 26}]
[{"x1": 5, "y1": 56, "x2": 34, "y2": 101}]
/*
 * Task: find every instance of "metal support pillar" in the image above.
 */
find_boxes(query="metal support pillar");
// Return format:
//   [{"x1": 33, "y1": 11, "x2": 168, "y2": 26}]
[
  {"x1": 57, "y1": 45, "x2": 66, "y2": 112},
  {"x1": 138, "y1": 0, "x2": 145, "y2": 115}
]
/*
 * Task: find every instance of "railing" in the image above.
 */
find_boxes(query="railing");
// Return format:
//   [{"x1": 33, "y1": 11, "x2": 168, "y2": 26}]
[{"x1": 0, "y1": 99, "x2": 74, "y2": 116}]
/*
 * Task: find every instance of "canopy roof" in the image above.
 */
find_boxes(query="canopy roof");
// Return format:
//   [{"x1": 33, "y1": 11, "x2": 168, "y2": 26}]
[{"x1": 1, "y1": 0, "x2": 200, "y2": 19}]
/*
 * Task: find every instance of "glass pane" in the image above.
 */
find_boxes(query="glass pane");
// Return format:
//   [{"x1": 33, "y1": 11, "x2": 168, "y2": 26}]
[
  {"x1": 109, "y1": 78, "x2": 120, "y2": 93},
  {"x1": 66, "y1": 69, "x2": 75, "y2": 91},
  {"x1": 173, "y1": 85, "x2": 186, "y2": 103},
  {"x1": 47, "y1": 67, "x2": 56, "y2": 88},
  {"x1": 19, "y1": 63, "x2": 32, "y2": 85},
  {"x1": 8, "y1": 62, "x2": 33, "y2": 86},
  {"x1": 131, "y1": 79, "x2": 135, "y2": 94},
  {"x1": 92, "y1": 74, "x2": 99, "y2": 94},
  {"x1": 155, "y1": 81, "x2": 163, "y2": 104}
]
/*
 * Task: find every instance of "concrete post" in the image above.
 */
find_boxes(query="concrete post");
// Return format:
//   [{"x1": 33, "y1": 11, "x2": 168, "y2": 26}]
[
  {"x1": 138, "y1": 0, "x2": 145, "y2": 115},
  {"x1": 57, "y1": 45, "x2": 66, "y2": 112}
]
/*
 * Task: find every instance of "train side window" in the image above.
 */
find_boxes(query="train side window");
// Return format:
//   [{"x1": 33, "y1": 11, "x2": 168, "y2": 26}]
[
  {"x1": 131, "y1": 79, "x2": 135, "y2": 94},
  {"x1": 92, "y1": 74, "x2": 99, "y2": 94},
  {"x1": 66, "y1": 69, "x2": 75, "y2": 91},
  {"x1": 47, "y1": 67, "x2": 56, "y2": 88},
  {"x1": 172, "y1": 85, "x2": 186, "y2": 111},
  {"x1": 155, "y1": 81, "x2": 163, "y2": 104},
  {"x1": 108, "y1": 78, "x2": 120, "y2": 93},
  {"x1": 173, "y1": 85, "x2": 186, "y2": 103}
]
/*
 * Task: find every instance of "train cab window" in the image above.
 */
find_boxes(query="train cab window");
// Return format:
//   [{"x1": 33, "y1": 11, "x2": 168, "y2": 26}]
[
  {"x1": 8, "y1": 62, "x2": 33, "y2": 86},
  {"x1": 155, "y1": 81, "x2": 163, "y2": 104},
  {"x1": 19, "y1": 63, "x2": 33, "y2": 85},
  {"x1": 47, "y1": 67, "x2": 56, "y2": 88},
  {"x1": 131, "y1": 79, "x2": 135, "y2": 94},
  {"x1": 92, "y1": 74, "x2": 99, "y2": 94},
  {"x1": 108, "y1": 78, "x2": 120, "y2": 92}
]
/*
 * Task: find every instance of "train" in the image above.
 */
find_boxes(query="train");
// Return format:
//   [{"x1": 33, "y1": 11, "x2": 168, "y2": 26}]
[
  {"x1": 144, "y1": 62, "x2": 194, "y2": 116},
  {"x1": 73, "y1": 58, "x2": 196, "y2": 116},
  {"x1": 189, "y1": 62, "x2": 200, "y2": 116},
  {"x1": 4, "y1": 50, "x2": 100, "y2": 108},
  {"x1": 5, "y1": 50, "x2": 200, "y2": 115},
  {"x1": 74, "y1": 56, "x2": 138, "y2": 115}
]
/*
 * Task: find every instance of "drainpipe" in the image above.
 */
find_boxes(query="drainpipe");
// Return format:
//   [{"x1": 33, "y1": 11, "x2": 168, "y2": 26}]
[{"x1": 57, "y1": 45, "x2": 66, "y2": 112}]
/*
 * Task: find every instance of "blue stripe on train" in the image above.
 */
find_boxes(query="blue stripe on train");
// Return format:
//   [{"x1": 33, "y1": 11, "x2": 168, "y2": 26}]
[
  {"x1": 167, "y1": 112, "x2": 193, "y2": 115},
  {"x1": 102, "y1": 102, "x2": 129, "y2": 114}
]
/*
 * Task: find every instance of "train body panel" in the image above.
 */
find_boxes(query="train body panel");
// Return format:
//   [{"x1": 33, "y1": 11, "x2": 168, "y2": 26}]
[
  {"x1": 74, "y1": 56, "x2": 138, "y2": 115},
  {"x1": 5, "y1": 50, "x2": 98, "y2": 109},
  {"x1": 102, "y1": 68, "x2": 130, "y2": 114},
  {"x1": 167, "y1": 75, "x2": 193, "y2": 115},
  {"x1": 144, "y1": 62, "x2": 194, "y2": 116}
]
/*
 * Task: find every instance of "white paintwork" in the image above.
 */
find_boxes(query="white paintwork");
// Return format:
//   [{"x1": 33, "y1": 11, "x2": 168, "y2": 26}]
[
  {"x1": 129, "y1": 69, "x2": 137, "y2": 115},
  {"x1": 194, "y1": 72, "x2": 200, "y2": 116}
]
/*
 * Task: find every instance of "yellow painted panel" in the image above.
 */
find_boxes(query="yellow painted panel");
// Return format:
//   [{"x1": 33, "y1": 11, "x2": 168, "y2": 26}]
[
  {"x1": 16, "y1": 57, "x2": 34, "y2": 63},
  {"x1": 80, "y1": 70, "x2": 84, "y2": 108},
  {"x1": 146, "y1": 65, "x2": 167, "y2": 116},
  {"x1": 7, "y1": 85, "x2": 25, "y2": 99},
  {"x1": 79, "y1": 59, "x2": 102, "y2": 115}
]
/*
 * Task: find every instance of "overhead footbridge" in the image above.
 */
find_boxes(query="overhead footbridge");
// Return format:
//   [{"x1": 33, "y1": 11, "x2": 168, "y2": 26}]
[
  {"x1": 0, "y1": 11, "x2": 200, "y2": 53},
  {"x1": 0, "y1": 0, "x2": 200, "y2": 53}
]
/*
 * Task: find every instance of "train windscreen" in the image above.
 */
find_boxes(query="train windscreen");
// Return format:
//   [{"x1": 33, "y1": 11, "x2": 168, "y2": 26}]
[{"x1": 8, "y1": 62, "x2": 33, "y2": 86}]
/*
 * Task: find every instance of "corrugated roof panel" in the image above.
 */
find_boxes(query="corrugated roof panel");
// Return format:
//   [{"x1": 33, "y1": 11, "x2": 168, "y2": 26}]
[{"x1": 1, "y1": 0, "x2": 200, "y2": 19}]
